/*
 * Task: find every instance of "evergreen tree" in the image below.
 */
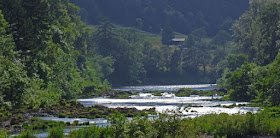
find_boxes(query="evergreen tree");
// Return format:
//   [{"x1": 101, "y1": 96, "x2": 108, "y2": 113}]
[
  {"x1": 95, "y1": 18, "x2": 115, "y2": 56},
  {"x1": 161, "y1": 24, "x2": 174, "y2": 45}
]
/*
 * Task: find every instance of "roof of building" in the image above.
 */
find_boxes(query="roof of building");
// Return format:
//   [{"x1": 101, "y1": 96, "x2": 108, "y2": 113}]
[{"x1": 172, "y1": 38, "x2": 185, "y2": 42}]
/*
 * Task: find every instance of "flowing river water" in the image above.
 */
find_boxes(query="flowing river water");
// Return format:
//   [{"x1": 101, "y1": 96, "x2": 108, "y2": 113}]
[
  {"x1": 11, "y1": 84, "x2": 260, "y2": 137},
  {"x1": 78, "y1": 84, "x2": 259, "y2": 118}
]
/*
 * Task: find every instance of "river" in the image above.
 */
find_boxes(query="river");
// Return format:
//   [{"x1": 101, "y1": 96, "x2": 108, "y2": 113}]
[
  {"x1": 11, "y1": 84, "x2": 260, "y2": 137},
  {"x1": 78, "y1": 84, "x2": 259, "y2": 118}
]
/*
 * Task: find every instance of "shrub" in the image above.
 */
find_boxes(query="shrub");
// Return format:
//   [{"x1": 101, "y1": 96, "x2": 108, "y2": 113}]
[
  {"x1": 47, "y1": 126, "x2": 64, "y2": 138},
  {"x1": 13, "y1": 129, "x2": 36, "y2": 138},
  {"x1": 0, "y1": 130, "x2": 8, "y2": 138},
  {"x1": 58, "y1": 113, "x2": 66, "y2": 118},
  {"x1": 68, "y1": 125, "x2": 112, "y2": 138}
]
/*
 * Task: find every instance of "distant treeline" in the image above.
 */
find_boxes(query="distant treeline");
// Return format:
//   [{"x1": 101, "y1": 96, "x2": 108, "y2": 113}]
[{"x1": 70, "y1": 0, "x2": 249, "y2": 36}]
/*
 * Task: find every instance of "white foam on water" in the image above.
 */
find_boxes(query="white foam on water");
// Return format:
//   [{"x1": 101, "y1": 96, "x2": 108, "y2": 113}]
[
  {"x1": 77, "y1": 93, "x2": 259, "y2": 117},
  {"x1": 113, "y1": 84, "x2": 217, "y2": 92}
]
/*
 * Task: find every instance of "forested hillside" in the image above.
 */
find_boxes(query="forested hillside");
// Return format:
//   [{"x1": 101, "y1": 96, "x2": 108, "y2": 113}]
[
  {"x1": 70, "y1": 0, "x2": 249, "y2": 36},
  {"x1": 3, "y1": 0, "x2": 280, "y2": 137},
  {"x1": 218, "y1": 0, "x2": 280, "y2": 106},
  {"x1": 2, "y1": 0, "x2": 270, "y2": 110},
  {"x1": 0, "y1": 0, "x2": 112, "y2": 108}
]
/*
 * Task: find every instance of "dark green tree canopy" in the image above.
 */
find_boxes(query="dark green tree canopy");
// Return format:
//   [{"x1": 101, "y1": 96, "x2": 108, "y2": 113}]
[{"x1": 161, "y1": 24, "x2": 174, "y2": 45}]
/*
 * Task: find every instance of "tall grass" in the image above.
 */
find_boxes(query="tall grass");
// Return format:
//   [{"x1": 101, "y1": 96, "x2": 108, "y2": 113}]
[
  {"x1": 47, "y1": 126, "x2": 64, "y2": 138},
  {"x1": 11, "y1": 107, "x2": 280, "y2": 138},
  {"x1": 68, "y1": 125, "x2": 112, "y2": 138},
  {"x1": 67, "y1": 110, "x2": 280, "y2": 138},
  {"x1": 12, "y1": 129, "x2": 36, "y2": 138}
]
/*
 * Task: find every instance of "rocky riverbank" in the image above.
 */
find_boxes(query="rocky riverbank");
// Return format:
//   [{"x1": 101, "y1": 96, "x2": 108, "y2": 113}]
[{"x1": 0, "y1": 100, "x2": 156, "y2": 133}]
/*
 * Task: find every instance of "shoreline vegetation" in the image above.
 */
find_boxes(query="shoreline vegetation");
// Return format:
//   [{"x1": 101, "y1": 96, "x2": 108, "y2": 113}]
[
  {"x1": 3, "y1": 107, "x2": 280, "y2": 138},
  {"x1": 0, "y1": 88, "x2": 226, "y2": 133},
  {"x1": 103, "y1": 88, "x2": 228, "y2": 99},
  {"x1": 1, "y1": 0, "x2": 280, "y2": 137},
  {"x1": 0, "y1": 88, "x2": 260, "y2": 137},
  {"x1": 0, "y1": 100, "x2": 156, "y2": 134}
]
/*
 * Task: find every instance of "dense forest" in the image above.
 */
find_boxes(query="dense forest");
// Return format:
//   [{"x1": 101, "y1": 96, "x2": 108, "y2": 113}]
[
  {"x1": 0, "y1": 0, "x2": 112, "y2": 108},
  {"x1": 70, "y1": 0, "x2": 249, "y2": 36},
  {"x1": 3, "y1": 0, "x2": 280, "y2": 137},
  {"x1": 0, "y1": 0, "x2": 279, "y2": 113},
  {"x1": 218, "y1": 0, "x2": 280, "y2": 106},
  {"x1": 68, "y1": 0, "x2": 252, "y2": 86}
]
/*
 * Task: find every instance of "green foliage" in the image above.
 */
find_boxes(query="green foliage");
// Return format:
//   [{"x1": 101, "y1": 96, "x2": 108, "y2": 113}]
[
  {"x1": 26, "y1": 119, "x2": 66, "y2": 130},
  {"x1": 161, "y1": 24, "x2": 174, "y2": 45},
  {"x1": 13, "y1": 129, "x2": 36, "y2": 138},
  {"x1": 184, "y1": 34, "x2": 195, "y2": 48},
  {"x1": 65, "y1": 109, "x2": 280, "y2": 137},
  {"x1": 0, "y1": 11, "x2": 30, "y2": 107},
  {"x1": 211, "y1": 30, "x2": 232, "y2": 50},
  {"x1": 219, "y1": 53, "x2": 280, "y2": 105},
  {"x1": 227, "y1": 62, "x2": 255, "y2": 101},
  {"x1": 95, "y1": 18, "x2": 116, "y2": 56},
  {"x1": 232, "y1": 1, "x2": 280, "y2": 65},
  {"x1": 0, "y1": 0, "x2": 112, "y2": 109},
  {"x1": 70, "y1": 0, "x2": 248, "y2": 36},
  {"x1": 0, "y1": 130, "x2": 8, "y2": 138},
  {"x1": 94, "y1": 24, "x2": 146, "y2": 85},
  {"x1": 227, "y1": 54, "x2": 248, "y2": 71},
  {"x1": 109, "y1": 113, "x2": 126, "y2": 138},
  {"x1": 218, "y1": 1, "x2": 280, "y2": 105},
  {"x1": 68, "y1": 125, "x2": 112, "y2": 138},
  {"x1": 47, "y1": 126, "x2": 64, "y2": 138}
]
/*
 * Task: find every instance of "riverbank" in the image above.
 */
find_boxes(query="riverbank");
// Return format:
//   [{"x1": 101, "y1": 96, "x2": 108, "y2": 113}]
[
  {"x1": 0, "y1": 100, "x2": 156, "y2": 133},
  {"x1": 103, "y1": 88, "x2": 228, "y2": 99},
  {"x1": 8, "y1": 107, "x2": 280, "y2": 138}
]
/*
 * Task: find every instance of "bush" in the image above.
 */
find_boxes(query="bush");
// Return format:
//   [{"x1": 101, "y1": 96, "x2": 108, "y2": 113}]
[
  {"x1": 47, "y1": 126, "x2": 64, "y2": 138},
  {"x1": 72, "y1": 120, "x2": 79, "y2": 126},
  {"x1": 13, "y1": 129, "x2": 36, "y2": 138},
  {"x1": 58, "y1": 113, "x2": 66, "y2": 118},
  {"x1": 0, "y1": 130, "x2": 8, "y2": 138},
  {"x1": 68, "y1": 125, "x2": 112, "y2": 138}
]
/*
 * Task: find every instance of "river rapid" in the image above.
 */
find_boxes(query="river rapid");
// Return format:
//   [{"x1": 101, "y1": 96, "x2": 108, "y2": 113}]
[
  {"x1": 11, "y1": 84, "x2": 260, "y2": 137},
  {"x1": 78, "y1": 84, "x2": 259, "y2": 118}
]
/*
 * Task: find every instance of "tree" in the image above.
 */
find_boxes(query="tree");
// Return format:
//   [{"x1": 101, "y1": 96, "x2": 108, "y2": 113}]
[
  {"x1": 228, "y1": 62, "x2": 255, "y2": 101},
  {"x1": 0, "y1": 11, "x2": 30, "y2": 107},
  {"x1": 211, "y1": 30, "x2": 232, "y2": 51},
  {"x1": 95, "y1": 18, "x2": 115, "y2": 56},
  {"x1": 191, "y1": 27, "x2": 207, "y2": 41},
  {"x1": 184, "y1": 34, "x2": 195, "y2": 48},
  {"x1": 232, "y1": 1, "x2": 280, "y2": 65},
  {"x1": 169, "y1": 49, "x2": 183, "y2": 75},
  {"x1": 227, "y1": 54, "x2": 248, "y2": 71},
  {"x1": 0, "y1": 0, "x2": 114, "y2": 108},
  {"x1": 161, "y1": 24, "x2": 174, "y2": 45}
]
